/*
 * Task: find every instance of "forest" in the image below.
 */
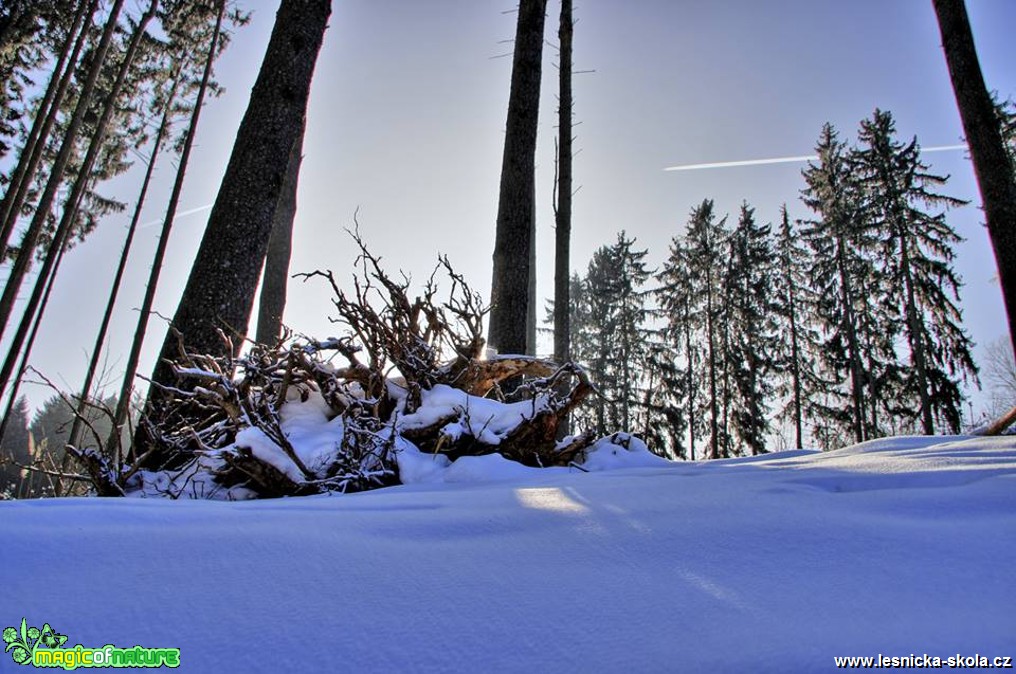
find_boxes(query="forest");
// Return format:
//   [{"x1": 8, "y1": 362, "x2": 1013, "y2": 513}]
[{"x1": 0, "y1": 0, "x2": 1014, "y2": 499}]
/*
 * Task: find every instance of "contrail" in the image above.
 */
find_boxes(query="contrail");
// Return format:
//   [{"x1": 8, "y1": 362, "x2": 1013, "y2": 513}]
[
  {"x1": 139, "y1": 204, "x2": 212, "y2": 229},
  {"x1": 663, "y1": 144, "x2": 968, "y2": 172}
]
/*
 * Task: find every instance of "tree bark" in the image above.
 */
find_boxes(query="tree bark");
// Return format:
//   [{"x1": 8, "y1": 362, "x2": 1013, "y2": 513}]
[
  {"x1": 553, "y1": 0, "x2": 573, "y2": 366},
  {"x1": 255, "y1": 118, "x2": 305, "y2": 345},
  {"x1": 140, "y1": 0, "x2": 330, "y2": 465},
  {"x1": 932, "y1": 0, "x2": 1016, "y2": 363},
  {"x1": 488, "y1": 0, "x2": 547, "y2": 357},
  {"x1": 113, "y1": 0, "x2": 226, "y2": 465}
]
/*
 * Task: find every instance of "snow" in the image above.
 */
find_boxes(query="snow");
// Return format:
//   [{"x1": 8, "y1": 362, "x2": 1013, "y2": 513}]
[
  {"x1": 3, "y1": 434, "x2": 1014, "y2": 672},
  {"x1": 397, "y1": 383, "x2": 550, "y2": 447}
]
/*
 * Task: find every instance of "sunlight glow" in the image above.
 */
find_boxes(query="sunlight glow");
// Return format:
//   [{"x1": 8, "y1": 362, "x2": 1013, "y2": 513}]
[{"x1": 514, "y1": 487, "x2": 590, "y2": 515}]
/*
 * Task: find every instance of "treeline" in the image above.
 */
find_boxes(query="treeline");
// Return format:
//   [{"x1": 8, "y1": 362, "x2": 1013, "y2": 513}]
[
  {"x1": 0, "y1": 393, "x2": 128, "y2": 497},
  {"x1": 560, "y1": 109, "x2": 987, "y2": 458}
]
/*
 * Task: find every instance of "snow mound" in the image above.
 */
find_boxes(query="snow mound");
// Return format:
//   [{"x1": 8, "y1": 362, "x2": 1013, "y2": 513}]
[{"x1": 3, "y1": 434, "x2": 1013, "y2": 672}]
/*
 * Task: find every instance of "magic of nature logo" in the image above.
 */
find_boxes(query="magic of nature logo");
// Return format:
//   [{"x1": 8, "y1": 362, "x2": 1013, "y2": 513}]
[{"x1": 3, "y1": 618, "x2": 180, "y2": 669}]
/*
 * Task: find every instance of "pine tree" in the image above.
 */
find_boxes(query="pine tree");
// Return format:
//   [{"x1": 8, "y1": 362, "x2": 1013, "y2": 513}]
[
  {"x1": 800, "y1": 124, "x2": 880, "y2": 445},
  {"x1": 853, "y1": 109, "x2": 977, "y2": 433},
  {"x1": 725, "y1": 202, "x2": 776, "y2": 454},
  {"x1": 772, "y1": 205, "x2": 819, "y2": 449},
  {"x1": 684, "y1": 200, "x2": 729, "y2": 458},
  {"x1": 572, "y1": 233, "x2": 653, "y2": 436},
  {"x1": 657, "y1": 235, "x2": 698, "y2": 459}
]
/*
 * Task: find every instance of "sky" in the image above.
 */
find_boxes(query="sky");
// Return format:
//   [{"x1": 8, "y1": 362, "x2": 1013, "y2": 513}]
[{"x1": 10, "y1": 0, "x2": 1016, "y2": 421}]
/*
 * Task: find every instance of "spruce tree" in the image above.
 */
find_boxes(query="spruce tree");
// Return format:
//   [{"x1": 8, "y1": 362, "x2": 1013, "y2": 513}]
[
  {"x1": 575, "y1": 233, "x2": 653, "y2": 436},
  {"x1": 800, "y1": 124, "x2": 879, "y2": 444},
  {"x1": 853, "y1": 109, "x2": 977, "y2": 433},
  {"x1": 657, "y1": 236, "x2": 699, "y2": 459},
  {"x1": 725, "y1": 202, "x2": 776, "y2": 454},
  {"x1": 684, "y1": 200, "x2": 729, "y2": 458},
  {"x1": 772, "y1": 205, "x2": 819, "y2": 449}
]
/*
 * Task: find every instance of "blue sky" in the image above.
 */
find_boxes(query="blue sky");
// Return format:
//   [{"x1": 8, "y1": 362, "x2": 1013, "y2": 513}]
[{"x1": 14, "y1": 0, "x2": 1016, "y2": 420}]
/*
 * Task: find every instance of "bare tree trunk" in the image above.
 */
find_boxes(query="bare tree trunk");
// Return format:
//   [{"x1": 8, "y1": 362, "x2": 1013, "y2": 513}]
[
  {"x1": 0, "y1": 0, "x2": 126, "y2": 344},
  {"x1": 488, "y1": 0, "x2": 547, "y2": 357},
  {"x1": 553, "y1": 0, "x2": 573, "y2": 366},
  {"x1": 0, "y1": 0, "x2": 96, "y2": 259},
  {"x1": 932, "y1": 0, "x2": 1016, "y2": 363},
  {"x1": 255, "y1": 118, "x2": 305, "y2": 345},
  {"x1": 0, "y1": 0, "x2": 148, "y2": 401},
  {"x1": 526, "y1": 178, "x2": 536, "y2": 355},
  {"x1": 68, "y1": 72, "x2": 181, "y2": 451},
  {"x1": 138, "y1": 0, "x2": 331, "y2": 467},
  {"x1": 110, "y1": 0, "x2": 227, "y2": 465}
]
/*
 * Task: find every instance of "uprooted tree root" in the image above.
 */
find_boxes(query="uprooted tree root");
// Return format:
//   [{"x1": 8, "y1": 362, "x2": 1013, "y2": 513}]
[{"x1": 96, "y1": 231, "x2": 596, "y2": 498}]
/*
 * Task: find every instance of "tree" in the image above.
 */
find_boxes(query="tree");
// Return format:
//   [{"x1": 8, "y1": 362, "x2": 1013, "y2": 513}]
[
  {"x1": 932, "y1": 0, "x2": 1016, "y2": 364},
  {"x1": 0, "y1": 0, "x2": 97, "y2": 254},
  {"x1": 983, "y1": 336, "x2": 1016, "y2": 418},
  {"x1": 0, "y1": 396, "x2": 30, "y2": 497},
  {"x1": 800, "y1": 124, "x2": 879, "y2": 444},
  {"x1": 725, "y1": 202, "x2": 776, "y2": 454},
  {"x1": 684, "y1": 200, "x2": 729, "y2": 458},
  {"x1": 853, "y1": 109, "x2": 977, "y2": 433},
  {"x1": 772, "y1": 205, "x2": 818, "y2": 449},
  {"x1": 553, "y1": 0, "x2": 573, "y2": 365},
  {"x1": 0, "y1": 0, "x2": 127, "y2": 347},
  {"x1": 139, "y1": 0, "x2": 331, "y2": 466},
  {"x1": 488, "y1": 0, "x2": 547, "y2": 357},
  {"x1": 255, "y1": 118, "x2": 305, "y2": 345},
  {"x1": 657, "y1": 235, "x2": 699, "y2": 459},
  {"x1": 573, "y1": 232, "x2": 653, "y2": 436}
]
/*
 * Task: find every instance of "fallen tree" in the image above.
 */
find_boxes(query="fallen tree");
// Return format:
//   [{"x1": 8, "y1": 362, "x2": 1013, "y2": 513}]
[{"x1": 84, "y1": 232, "x2": 598, "y2": 498}]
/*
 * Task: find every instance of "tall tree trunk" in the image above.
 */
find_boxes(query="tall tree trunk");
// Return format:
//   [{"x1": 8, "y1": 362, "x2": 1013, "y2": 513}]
[
  {"x1": 706, "y1": 280, "x2": 719, "y2": 459},
  {"x1": 684, "y1": 298, "x2": 696, "y2": 460},
  {"x1": 0, "y1": 0, "x2": 126, "y2": 344},
  {"x1": 488, "y1": 0, "x2": 547, "y2": 357},
  {"x1": 255, "y1": 118, "x2": 305, "y2": 345},
  {"x1": 899, "y1": 235, "x2": 935, "y2": 434},
  {"x1": 834, "y1": 233, "x2": 866, "y2": 443},
  {"x1": 68, "y1": 72, "x2": 181, "y2": 452},
  {"x1": 553, "y1": 0, "x2": 573, "y2": 365},
  {"x1": 0, "y1": 0, "x2": 96, "y2": 259},
  {"x1": 0, "y1": 0, "x2": 147, "y2": 401},
  {"x1": 932, "y1": 0, "x2": 1016, "y2": 363},
  {"x1": 138, "y1": 0, "x2": 330, "y2": 466},
  {"x1": 526, "y1": 179, "x2": 536, "y2": 355},
  {"x1": 111, "y1": 0, "x2": 227, "y2": 465}
]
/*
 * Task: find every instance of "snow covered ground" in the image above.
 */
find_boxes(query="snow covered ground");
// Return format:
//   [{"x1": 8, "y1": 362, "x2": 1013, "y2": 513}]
[{"x1": 3, "y1": 435, "x2": 1014, "y2": 672}]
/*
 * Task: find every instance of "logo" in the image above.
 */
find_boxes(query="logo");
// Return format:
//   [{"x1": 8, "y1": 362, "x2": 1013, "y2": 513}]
[{"x1": 3, "y1": 619, "x2": 180, "y2": 669}]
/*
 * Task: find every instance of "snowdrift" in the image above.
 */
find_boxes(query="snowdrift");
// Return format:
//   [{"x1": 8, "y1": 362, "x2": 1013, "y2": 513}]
[{"x1": 3, "y1": 434, "x2": 1014, "y2": 672}]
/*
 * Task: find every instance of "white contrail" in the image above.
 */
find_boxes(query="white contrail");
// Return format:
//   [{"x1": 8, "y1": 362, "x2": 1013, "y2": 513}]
[
  {"x1": 138, "y1": 204, "x2": 212, "y2": 229},
  {"x1": 663, "y1": 144, "x2": 968, "y2": 172}
]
